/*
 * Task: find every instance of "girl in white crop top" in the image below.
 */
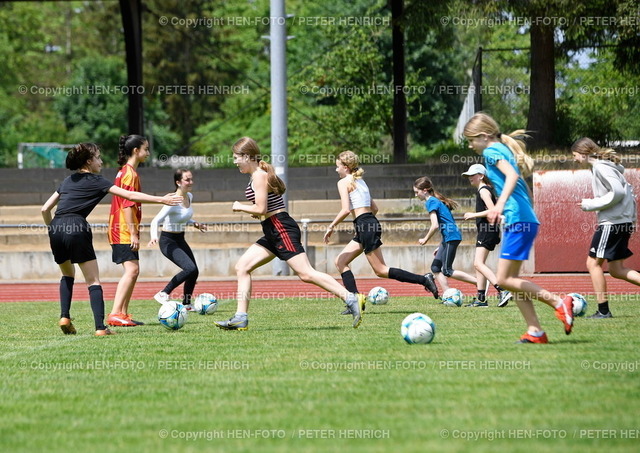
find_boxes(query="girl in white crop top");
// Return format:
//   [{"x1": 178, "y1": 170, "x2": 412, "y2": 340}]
[
  {"x1": 148, "y1": 169, "x2": 207, "y2": 309},
  {"x1": 324, "y1": 151, "x2": 434, "y2": 300}
]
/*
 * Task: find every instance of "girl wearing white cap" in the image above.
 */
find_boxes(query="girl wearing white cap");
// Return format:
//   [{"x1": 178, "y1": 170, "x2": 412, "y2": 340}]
[{"x1": 462, "y1": 163, "x2": 512, "y2": 307}]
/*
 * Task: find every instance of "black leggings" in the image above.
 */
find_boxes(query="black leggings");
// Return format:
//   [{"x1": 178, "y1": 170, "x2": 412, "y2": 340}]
[{"x1": 159, "y1": 232, "x2": 199, "y2": 304}]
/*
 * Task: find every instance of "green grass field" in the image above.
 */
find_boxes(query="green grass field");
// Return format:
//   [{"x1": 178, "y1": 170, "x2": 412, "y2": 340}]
[{"x1": 1, "y1": 293, "x2": 639, "y2": 453}]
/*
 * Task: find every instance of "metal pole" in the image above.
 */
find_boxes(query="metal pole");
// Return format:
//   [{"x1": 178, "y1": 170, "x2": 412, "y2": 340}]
[{"x1": 270, "y1": 0, "x2": 289, "y2": 276}]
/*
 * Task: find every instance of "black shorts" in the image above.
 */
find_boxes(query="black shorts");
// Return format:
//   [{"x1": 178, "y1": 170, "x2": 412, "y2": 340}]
[
  {"x1": 111, "y1": 243, "x2": 139, "y2": 264},
  {"x1": 476, "y1": 230, "x2": 500, "y2": 251},
  {"x1": 589, "y1": 223, "x2": 634, "y2": 261},
  {"x1": 352, "y1": 213, "x2": 383, "y2": 254},
  {"x1": 48, "y1": 215, "x2": 96, "y2": 264},
  {"x1": 256, "y1": 212, "x2": 305, "y2": 261},
  {"x1": 431, "y1": 240, "x2": 461, "y2": 277}
]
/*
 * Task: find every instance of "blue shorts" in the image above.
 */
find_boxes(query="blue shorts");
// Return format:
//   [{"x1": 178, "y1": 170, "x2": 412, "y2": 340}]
[{"x1": 500, "y1": 222, "x2": 539, "y2": 261}]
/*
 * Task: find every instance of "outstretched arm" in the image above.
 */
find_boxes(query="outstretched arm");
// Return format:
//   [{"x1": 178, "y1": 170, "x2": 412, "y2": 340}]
[{"x1": 108, "y1": 185, "x2": 183, "y2": 206}]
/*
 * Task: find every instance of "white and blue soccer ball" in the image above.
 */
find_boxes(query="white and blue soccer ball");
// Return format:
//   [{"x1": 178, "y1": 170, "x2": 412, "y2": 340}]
[
  {"x1": 367, "y1": 286, "x2": 389, "y2": 305},
  {"x1": 158, "y1": 301, "x2": 188, "y2": 330},
  {"x1": 442, "y1": 288, "x2": 463, "y2": 307},
  {"x1": 568, "y1": 293, "x2": 588, "y2": 317},
  {"x1": 401, "y1": 313, "x2": 436, "y2": 344},
  {"x1": 194, "y1": 293, "x2": 218, "y2": 315}
]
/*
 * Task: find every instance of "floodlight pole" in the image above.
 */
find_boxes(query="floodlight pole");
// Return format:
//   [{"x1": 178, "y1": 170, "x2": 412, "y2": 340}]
[{"x1": 270, "y1": 0, "x2": 290, "y2": 276}]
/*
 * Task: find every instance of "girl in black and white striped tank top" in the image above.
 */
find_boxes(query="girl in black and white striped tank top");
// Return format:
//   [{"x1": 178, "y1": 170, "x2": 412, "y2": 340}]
[
  {"x1": 245, "y1": 180, "x2": 286, "y2": 213},
  {"x1": 214, "y1": 136, "x2": 364, "y2": 332}
]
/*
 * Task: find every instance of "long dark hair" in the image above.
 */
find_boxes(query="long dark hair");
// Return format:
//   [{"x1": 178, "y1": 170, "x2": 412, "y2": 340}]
[
  {"x1": 414, "y1": 176, "x2": 459, "y2": 210},
  {"x1": 118, "y1": 134, "x2": 147, "y2": 166},
  {"x1": 66, "y1": 143, "x2": 100, "y2": 171}
]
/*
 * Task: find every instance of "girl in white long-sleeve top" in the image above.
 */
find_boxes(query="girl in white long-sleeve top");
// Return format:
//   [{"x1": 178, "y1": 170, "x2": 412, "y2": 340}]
[
  {"x1": 149, "y1": 169, "x2": 207, "y2": 310},
  {"x1": 572, "y1": 137, "x2": 639, "y2": 318}
]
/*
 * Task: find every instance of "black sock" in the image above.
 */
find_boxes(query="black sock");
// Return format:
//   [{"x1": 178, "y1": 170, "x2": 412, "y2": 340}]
[
  {"x1": 493, "y1": 284, "x2": 504, "y2": 293},
  {"x1": 598, "y1": 301, "x2": 610, "y2": 314},
  {"x1": 88, "y1": 285, "x2": 106, "y2": 330},
  {"x1": 340, "y1": 270, "x2": 359, "y2": 294},
  {"x1": 59, "y1": 276, "x2": 74, "y2": 319},
  {"x1": 389, "y1": 268, "x2": 425, "y2": 285},
  {"x1": 477, "y1": 289, "x2": 486, "y2": 302}
]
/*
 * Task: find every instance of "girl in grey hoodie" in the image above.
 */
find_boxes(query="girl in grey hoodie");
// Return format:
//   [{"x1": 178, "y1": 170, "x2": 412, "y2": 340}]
[{"x1": 572, "y1": 137, "x2": 639, "y2": 318}]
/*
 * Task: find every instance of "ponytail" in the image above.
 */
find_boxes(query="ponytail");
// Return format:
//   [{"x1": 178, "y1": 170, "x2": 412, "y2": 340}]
[
  {"x1": 258, "y1": 159, "x2": 286, "y2": 195},
  {"x1": 571, "y1": 137, "x2": 621, "y2": 164},
  {"x1": 414, "y1": 176, "x2": 459, "y2": 211},
  {"x1": 500, "y1": 130, "x2": 534, "y2": 177}
]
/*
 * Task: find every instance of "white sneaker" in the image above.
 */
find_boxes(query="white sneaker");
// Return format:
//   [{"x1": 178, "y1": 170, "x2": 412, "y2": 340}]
[{"x1": 154, "y1": 291, "x2": 170, "y2": 304}]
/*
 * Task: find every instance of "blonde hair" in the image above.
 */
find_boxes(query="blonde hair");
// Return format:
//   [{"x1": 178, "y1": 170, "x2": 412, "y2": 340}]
[
  {"x1": 414, "y1": 176, "x2": 459, "y2": 211},
  {"x1": 571, "y1": 137, "x2": 621, "y2": 164},
  {"x1": 338, "y1": 150, "x2": 365, "y2": 191},
  {"x1": 463, "y1": 113, "x2": 534, "y2": 178},
  {"x1": 232, "y1": 137, "x2": 286, "y2": 195}
]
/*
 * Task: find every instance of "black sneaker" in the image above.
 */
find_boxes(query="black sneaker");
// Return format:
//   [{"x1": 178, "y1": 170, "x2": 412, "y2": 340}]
[
  {"x1": 423, "y1": 273, "x2": 439, "y2": 299},
  {"x1": 497, "y1": 290, "x2": 512, "y2": 308},
  {"x1": 587, "y1": 311, "x2": 613, "y2": 319},
  {"x1": 465, "y1": 299, "x2": 488, "y2": 307}
]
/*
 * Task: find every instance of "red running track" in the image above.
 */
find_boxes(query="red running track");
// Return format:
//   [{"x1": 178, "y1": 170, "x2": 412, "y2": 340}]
[{"x1": 0, "y1": 276, "x2": 638, "y2": 302}]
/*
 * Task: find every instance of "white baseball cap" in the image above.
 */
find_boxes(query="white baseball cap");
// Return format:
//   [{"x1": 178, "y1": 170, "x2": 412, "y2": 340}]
[{"x1": 461, "y1": 164, "x2": 486, "y2": 176}]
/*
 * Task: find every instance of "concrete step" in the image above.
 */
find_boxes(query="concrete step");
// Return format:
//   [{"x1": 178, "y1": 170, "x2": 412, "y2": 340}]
[
  {"x1": 0, "y1": 243, "x2": 533, "y2": 281},
  {"x1": 0, "y1": 198, "x2": 477, "y2": 224},
  {"x1": 0, "y1": 218, "x2": 482, "y2": 249}
]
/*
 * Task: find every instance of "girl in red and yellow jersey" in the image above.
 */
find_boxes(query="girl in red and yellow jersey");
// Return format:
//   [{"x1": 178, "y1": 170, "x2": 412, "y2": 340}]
[{"x1": 107, "y1": 134, "x2": 150, "y2": 327}]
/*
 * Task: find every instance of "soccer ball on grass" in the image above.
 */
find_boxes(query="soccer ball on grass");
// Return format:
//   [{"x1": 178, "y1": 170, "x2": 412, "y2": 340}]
[
  {"x1": 442, "y1": 288, "x2": 463, "y2": 307},
  {"x1": 158, "y1": 301, "x2": 188, "y2": 330},
  {"x1": 401, "y1": 313, "x2": 436, "y2": 344},
  {"x1": 367, "y1": 286, "x2": 389, "y2": 305},
  {"x1": 194, "y1": 293, "x2": 218, "y2": 315}
]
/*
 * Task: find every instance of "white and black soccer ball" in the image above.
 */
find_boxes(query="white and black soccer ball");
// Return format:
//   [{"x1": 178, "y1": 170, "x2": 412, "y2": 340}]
[
  {"x1": 367, "y1": 286, "x2": 389, "y2": 305},
  {"x1": 568, "y1": 293, "x2": 588, "y2": 317},
  {"x1": 442, "y1": 288, "x2": 463, "y2": 307},
  {"x1": 158, "y1": 301, "x2": 188, "y2": 330},
  {"x1": 401, "y1": 313, "x2": 436, "y2": 344},
  {"x1": 194, "y1": 293, "x2": 218, "y2": 315}
]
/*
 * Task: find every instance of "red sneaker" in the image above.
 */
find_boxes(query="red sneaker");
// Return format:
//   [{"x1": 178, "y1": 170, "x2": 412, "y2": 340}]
[
  {"x1": 555, "y1": 295, "x2": 574, "y2": 335},
  {"x1": 125, "y1": 313, "x2": 145, "y2": 326},
  {"x1": 517, "y1": 332, "x2": 549, "y2": 344},
  {"x1": 107, "y1": 313, "x2": 137, "y2": 327}
]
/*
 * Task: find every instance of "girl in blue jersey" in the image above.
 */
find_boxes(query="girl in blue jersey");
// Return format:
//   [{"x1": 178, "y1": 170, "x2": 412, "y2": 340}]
[
  {"x1": 324, "y1": 151, "x2": 437, "y2": 303},
  {"x1": 413, "y1": 176, "x2": 477, "y2": 297},
  {"x1": 463, "y1": 113, "x2": 574, "y2": 343}
]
